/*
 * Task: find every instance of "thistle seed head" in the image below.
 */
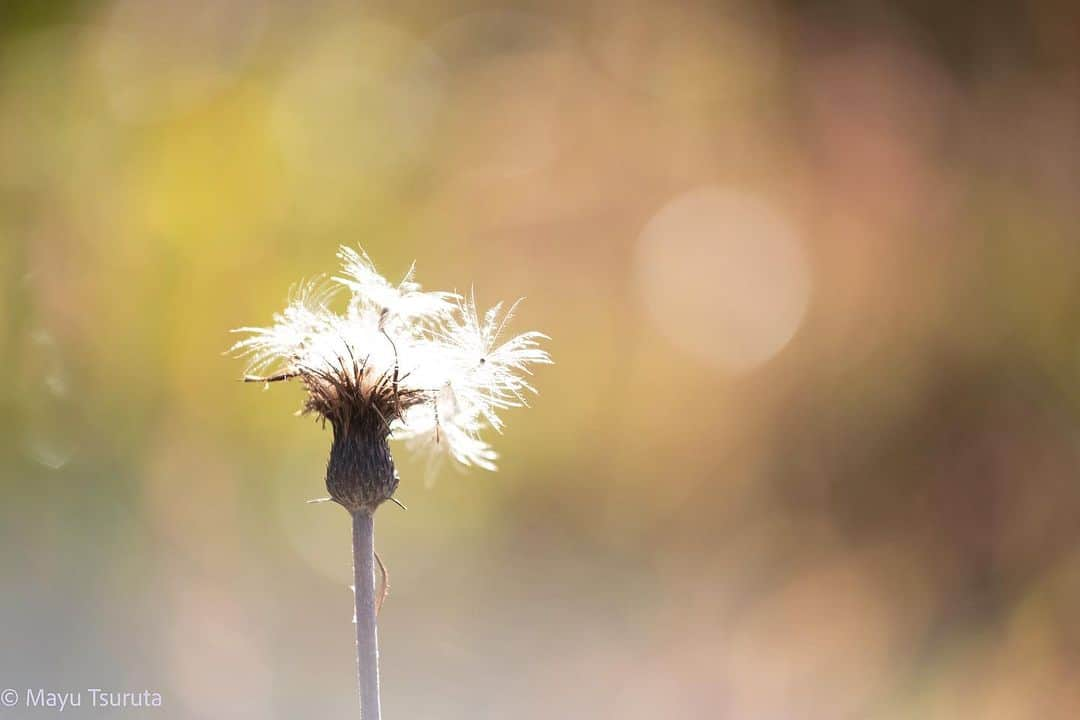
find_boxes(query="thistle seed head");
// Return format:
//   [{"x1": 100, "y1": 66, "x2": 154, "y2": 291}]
[{"x1": 231, "y1": 246, "x2": 552, "y2": 507}]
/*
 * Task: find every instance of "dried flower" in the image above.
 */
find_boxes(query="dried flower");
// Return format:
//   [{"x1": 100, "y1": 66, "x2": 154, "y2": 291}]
[
  {"x1": 229, "y1": 250, "x2": 552, "y2": 720},
  {"x1": 230, "y1": 246, "x2": 551, "y2": 509},
  {"x1": 231, "y1": 246, "x2": 550, "y2": 718}
]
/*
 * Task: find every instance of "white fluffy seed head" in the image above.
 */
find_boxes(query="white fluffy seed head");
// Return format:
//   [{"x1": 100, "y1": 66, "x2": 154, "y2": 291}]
[{"x1": 231, "y1": 246, "x2": 552, "y2": 472}]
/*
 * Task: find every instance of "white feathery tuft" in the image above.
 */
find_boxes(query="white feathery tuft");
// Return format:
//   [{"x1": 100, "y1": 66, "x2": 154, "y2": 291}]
[{"x1": 231, "y1": 246, "x2": 551, "y2": 471}]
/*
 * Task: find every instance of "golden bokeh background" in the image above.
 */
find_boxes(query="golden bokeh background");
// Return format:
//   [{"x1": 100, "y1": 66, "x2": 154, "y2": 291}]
[{"x1": 3, "y1": 1, "x2": 1080, "y2": 718}]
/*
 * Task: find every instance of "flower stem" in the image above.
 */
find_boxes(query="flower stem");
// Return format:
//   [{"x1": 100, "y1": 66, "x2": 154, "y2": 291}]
[{"x1": 352, "y1": 508, "x2": 381, "y2": 719}]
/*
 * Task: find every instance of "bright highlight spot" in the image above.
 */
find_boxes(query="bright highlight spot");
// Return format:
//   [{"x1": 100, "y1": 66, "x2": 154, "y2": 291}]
[{"x1": 636, "y1": 187, "x2": 811, "y2": 372}]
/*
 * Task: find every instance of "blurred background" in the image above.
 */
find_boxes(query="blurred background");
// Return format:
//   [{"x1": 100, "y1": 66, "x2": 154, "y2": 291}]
[{"x1": 3, "y1": 0, "x2": 1080, "y2": 718}]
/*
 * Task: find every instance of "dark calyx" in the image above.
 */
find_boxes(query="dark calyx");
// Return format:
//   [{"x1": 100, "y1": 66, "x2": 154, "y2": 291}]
[
  {"x1": 302, "y1": 358, "x2": 423, "y2": 513},
  {"x1": 325, "y1": 412, "x2": 398, "y2": 513}
]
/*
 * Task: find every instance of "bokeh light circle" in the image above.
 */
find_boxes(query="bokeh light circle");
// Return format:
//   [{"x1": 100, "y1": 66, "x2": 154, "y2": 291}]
[{"x1": 636, "y1": 187, "x2": 811, "y2": 372}]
